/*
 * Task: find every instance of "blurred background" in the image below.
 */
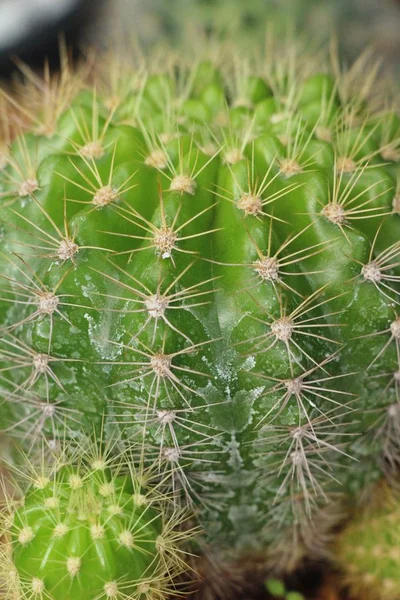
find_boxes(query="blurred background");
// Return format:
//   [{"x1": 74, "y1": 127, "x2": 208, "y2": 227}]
[{"x1": 0, "y1": 0, "x2": 400, "y2": 76}]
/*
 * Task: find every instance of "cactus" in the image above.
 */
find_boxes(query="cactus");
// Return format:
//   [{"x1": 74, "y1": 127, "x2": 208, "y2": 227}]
[
  {"x1": 0, "y1": 33, "x2": 399, "y2": 597},
  {"x1": 334, "y1": 484, "x2": 400, "y2": 600},
  {"x1": 0, "y1": 434, "x2": 193, "y2": 599}
]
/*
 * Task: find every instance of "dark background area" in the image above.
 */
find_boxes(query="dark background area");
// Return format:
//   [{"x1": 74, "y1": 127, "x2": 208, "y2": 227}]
[{"x1": 0, "y1": 0, "x2": 100, "y2": 76}]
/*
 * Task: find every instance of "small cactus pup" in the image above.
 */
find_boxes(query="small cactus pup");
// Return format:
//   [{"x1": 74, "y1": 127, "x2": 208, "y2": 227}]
[
  {"x1": 0, "y1": 436, "x2": 193, "y2": 600},
  {"x1": 334, "y1": 484, "x2": 400, "y2": 600},
  {"x1": 0, "y1": 35, "x2": 399, "y2": 586}
]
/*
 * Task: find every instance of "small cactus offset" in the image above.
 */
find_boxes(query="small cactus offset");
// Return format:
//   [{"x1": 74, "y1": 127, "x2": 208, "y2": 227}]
[
  {"x1": 0, "y1": 436, "x2": 193, "y2": 599},
  {"x1": 0, "y1": 34, "x2": 399, "y2": 597}
]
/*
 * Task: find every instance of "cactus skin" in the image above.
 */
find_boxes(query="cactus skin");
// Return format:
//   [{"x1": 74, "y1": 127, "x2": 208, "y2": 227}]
[
  {"x1": 0, "y1": 438, "x2": 189, "y2": 600},
  {"x1": 0, "y1": 36, "x2": 399, "y2": 591},
  {"x1": 335, "y1": 485, "x2": 400, "y2": 600}
]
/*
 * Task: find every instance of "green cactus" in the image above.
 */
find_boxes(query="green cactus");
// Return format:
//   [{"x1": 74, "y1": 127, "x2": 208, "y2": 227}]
[
  {"x1": 0, "y1": 33, "x2": 399, "y2": 597},
  {"x1": 334, "y1": 484, "x2": 400, "y2": 600},
  {"x1": 0, "y1": 435, "x2": 192, "y2": 600}
]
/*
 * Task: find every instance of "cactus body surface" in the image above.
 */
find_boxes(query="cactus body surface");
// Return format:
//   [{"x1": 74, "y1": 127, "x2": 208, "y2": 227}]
[{"x1": 0, "y1": 36, "x2": 399, "y2": 597}]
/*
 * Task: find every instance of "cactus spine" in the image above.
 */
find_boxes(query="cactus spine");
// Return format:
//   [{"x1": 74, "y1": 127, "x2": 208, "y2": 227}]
[{"x1": 0, "y1": 34, "x2": 399, "y2": 597}]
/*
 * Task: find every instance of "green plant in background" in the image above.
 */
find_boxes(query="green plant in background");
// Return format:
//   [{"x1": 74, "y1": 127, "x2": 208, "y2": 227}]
[
  {"x1": 103, "y1": 0, "x2": 334, "y2": 49},
  {"x1": 266, "y1": 578, "x2": 305, "y2": 599},
  {"x1": 103, "y1": 0, "x2": 400, "y2": 73},
  {"x1": 0, "y1": 31, "x2": 399, "y2": 598},
  {"x1": 140, "y1": 0, "x2": 334, "y2": 41},
  {"x1": 335, "y1": 485, "x2": 400, "y2": 600}
]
